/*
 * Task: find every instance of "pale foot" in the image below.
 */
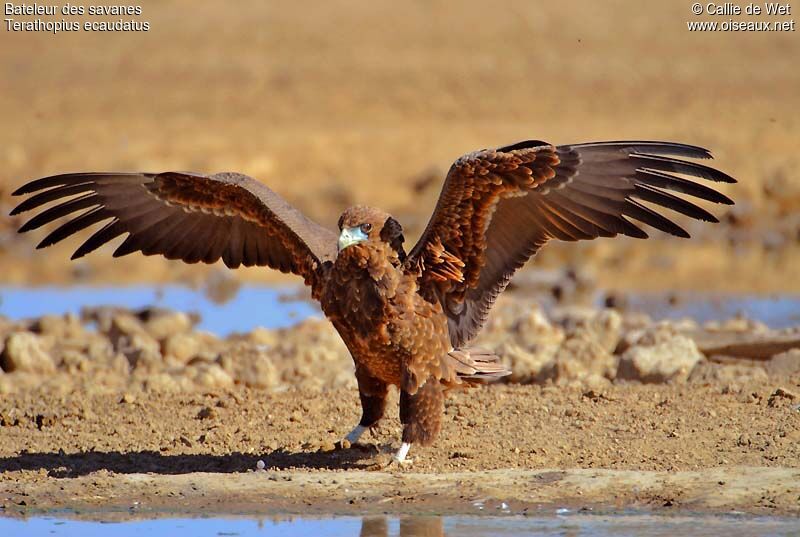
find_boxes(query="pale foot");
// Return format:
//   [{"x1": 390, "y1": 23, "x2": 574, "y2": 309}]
[
  {"x1": 368, "y1": 442, "x2": 414, "y2": 471},
  {"x1": 335, "y1": 425, "x2": 376, "y2": 452}
]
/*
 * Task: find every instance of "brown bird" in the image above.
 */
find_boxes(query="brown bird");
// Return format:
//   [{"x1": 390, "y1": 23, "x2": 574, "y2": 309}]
[{"x1": 11, "y1": 140, "x2": 735, "y2": 464}]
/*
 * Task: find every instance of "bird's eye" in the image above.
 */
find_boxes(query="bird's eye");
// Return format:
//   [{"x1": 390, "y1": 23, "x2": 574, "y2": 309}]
[{"x1": 361, "y1": 223, "x2": 372, "y2": 234}]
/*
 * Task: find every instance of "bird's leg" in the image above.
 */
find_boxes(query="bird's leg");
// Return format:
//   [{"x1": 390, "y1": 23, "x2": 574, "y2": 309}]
[
  {"x1": 397, "y1": 377, "x2": 444, "y2": 465},
  {"x1": 339, "y1": 368, "x2": 388, "y2": 449}
]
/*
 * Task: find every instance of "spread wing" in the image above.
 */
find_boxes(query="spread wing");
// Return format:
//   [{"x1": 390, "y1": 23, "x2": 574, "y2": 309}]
[
  {"x1": 405, "y1": 140, "x2": 736, "y2": 347},
  {"x1": 11, "y1": 171, "x2": 338, "y2": 286}
]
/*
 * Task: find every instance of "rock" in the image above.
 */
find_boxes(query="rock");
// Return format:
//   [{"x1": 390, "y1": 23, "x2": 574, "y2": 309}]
[
  {"x1": 689, "y1": 362, "x2": 768, "y2": 384},
  {"x1": 60, "y1": 349, "x2": 91, "y2": 374},
  {"x1": 185, "y1": 362, "x2": 234, "y2": 389},
  {"x1": 197, "y1": 406, "x2": 216, "y2": 420},
  {"x1": 510, "y1": 308, "x2": 565, "y2": 347},
  {"x1": 562, "y1": 309, "x2": 623, "y2": 354},
  {"x1": 765, "y1": 349, "x2": 800, "y2": 377},
  {"x1": 142, "y1": 310, "x2": 195, "y2": 341},
  {"x1": 618, "y1": 335, "x2": 703, "y2": 383},
  {"x1": 619, "y1": 321, "x2": 683, "y2": 351},
  {"x1": 692, "y1": 332, "x2": 800, "y2": 360},
  {"x1": 268, "y1": 319, "x2": 354, "y2": 390},
  {"x1": 767, "y1": 387, "x2": 797, "y2": 407},
  {"x1": 220, "y1": 343, "x2": 279, "y2": 389},
  {"x1": 162, "y1": 333, "x2": 202, "y2": 364},
  {"x1": 142, "y1": 372, "x2": 182, "y2": 392},
  {"x1": 703, "y1": 316, "x2": 769, "y2": 334},
  {"x1": 552, "y1": 334, "x2": 617, "y2": 383},
  {"x1": 497, "y1": 342, "x2": 556, "y2": 384},
  {"x1": 0, "y1": 332, "x2": 56, "y2": 374},
  {"x1": 104, "y1": 313, "x2": 162, "y2": 371},
  {"x1": 245, "y1": 327, "x2": 279, "y2": 347},
  {"x1": 28, "y1": 313, "x2": 85, "y2": 340}
]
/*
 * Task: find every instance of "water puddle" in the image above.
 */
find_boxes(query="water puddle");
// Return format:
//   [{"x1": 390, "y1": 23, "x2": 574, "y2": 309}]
[
  {"x1": 0, "y1": 285, "x2": 798, "y2": 336},
  {"x1": 1, "y1": 513, "x2": 799, "y2": 537},
  {"x1": 614, "y1": 292, "x2": 800, "y2": 329},
  {"x1": 0, "y1": 285, "x2": 318, "y2": 336}
]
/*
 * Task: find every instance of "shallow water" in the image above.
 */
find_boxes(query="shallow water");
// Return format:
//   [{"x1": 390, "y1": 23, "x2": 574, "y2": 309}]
[
  {"x1": 0, "y1": 285, "x2": 318, "y2": 336},
  {"x1": 0, "y1": 285, "x2": 798, "y2": 336},
  {"x1": 618, "y1": 292, "x2": 800, "y2": 329},
  {"x1": 2, "y1": 513, "x2": 799, "y2": 537}
]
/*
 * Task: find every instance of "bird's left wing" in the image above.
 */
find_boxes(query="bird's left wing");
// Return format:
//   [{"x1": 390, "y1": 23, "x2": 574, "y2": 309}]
[
  {"x1": 404, "y1": 140, "x2": 736, "y2": 347},
  {"x1": 11, "y1": 171, "x2": 338, "y2": 286}
]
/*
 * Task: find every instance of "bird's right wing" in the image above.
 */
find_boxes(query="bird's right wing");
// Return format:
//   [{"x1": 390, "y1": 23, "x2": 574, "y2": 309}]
[{"x1": 11, "y1": 171, "x2": 339, "y2": 286}]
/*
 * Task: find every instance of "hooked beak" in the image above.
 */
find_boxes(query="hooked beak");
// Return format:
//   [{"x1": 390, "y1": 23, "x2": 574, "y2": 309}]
[{"x1": 338, "y1": 226, "x2": 369, "y2": 252}]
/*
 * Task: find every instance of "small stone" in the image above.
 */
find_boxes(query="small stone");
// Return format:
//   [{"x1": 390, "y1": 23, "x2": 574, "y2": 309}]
[
  {"x1": 221, "y1": 343, "x2": 279, "y2": 389},
  {"x1": 142, "y1": 310, "x2": 194, "y2": 341},
  {"x1": 197, "y1": 406, "x2": 216, "y2": 420},
  {"x1": 1, "y1": 332, "x2": 56, "y2": 374},
  {"x1": 120, "y1": 393, "x2": 136, "y2": 404},
  {"x1": 162, "y1": 333, "x2": 202, "y2": 363},
  {"x1": 768, "y1": 387, "x2": 797, "y2": 407},
  {"x1": 256, "y1": 460, "x2": 265, "y2": 470},
  {"x1": 765, "y1": 349, "x2": 800, "y2": 377},
  {"x1": 617, "y1": 336, "x2": 703, "y2": 383}
]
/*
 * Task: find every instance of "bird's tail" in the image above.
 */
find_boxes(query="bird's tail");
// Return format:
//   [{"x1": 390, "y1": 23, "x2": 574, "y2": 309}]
[{"x1": 447, "y1": 347, "x2": 510, "y2": 383}]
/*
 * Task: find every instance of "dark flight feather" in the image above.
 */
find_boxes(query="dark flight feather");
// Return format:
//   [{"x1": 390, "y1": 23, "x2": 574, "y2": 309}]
[
  {"x1": 11, "y1": 137, "x2": 735, "y2": 455},
  {"x1": 405, "y1": 140, "x2": 736, "y2": 347},
  {"x1": 12, "y1": 171, "x2": 338, "y2": 285}
]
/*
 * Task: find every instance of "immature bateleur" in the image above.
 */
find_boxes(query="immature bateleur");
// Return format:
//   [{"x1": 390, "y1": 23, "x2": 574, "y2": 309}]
[{"x1": 11, "y1": 140, "x2": 735, "y2": 464}]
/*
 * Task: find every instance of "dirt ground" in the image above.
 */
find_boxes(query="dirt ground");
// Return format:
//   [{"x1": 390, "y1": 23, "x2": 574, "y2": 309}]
[
  {"x1": 1, "y1": 299, "x2": 799, "y2": 516},
  {"x1": 1, "y1": 382, "x2": 799, "y2": 516},
  {"x1": 1, "y1": 1, "x2": 799, "y2": 292}
]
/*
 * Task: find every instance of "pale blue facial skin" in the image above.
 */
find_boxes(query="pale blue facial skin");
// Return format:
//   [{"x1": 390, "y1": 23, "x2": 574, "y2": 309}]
[{"x1": 338, "y1": 226, "x2": 369, "y2": 252}]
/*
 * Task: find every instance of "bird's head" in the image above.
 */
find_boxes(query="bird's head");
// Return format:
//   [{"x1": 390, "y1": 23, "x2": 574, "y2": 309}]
[{"x1": 336, "y1": 206, "x2": 406, "y2": 261}]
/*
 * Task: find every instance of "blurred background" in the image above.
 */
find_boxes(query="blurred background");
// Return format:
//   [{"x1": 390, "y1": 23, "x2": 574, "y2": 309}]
[{"x1": 1, "y1": 0, "x2": 798, "y2": 293}]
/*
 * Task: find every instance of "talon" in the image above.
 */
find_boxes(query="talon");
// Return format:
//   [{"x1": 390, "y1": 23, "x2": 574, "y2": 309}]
[
  {"x1": 335, "y1": 438, "x2": 377, "y2": 453},
  {"x1": 368, "y1": 455, "x2": 413, "y2": 471}
]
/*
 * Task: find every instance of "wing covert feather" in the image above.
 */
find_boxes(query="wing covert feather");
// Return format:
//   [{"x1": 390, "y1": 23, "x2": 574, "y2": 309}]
[
  {"x1": 405, "y1": 140, "x2": 736, "y2": 347},
  {"x1": 12, "y1": 171, "x2": 338, "y2": 286}
]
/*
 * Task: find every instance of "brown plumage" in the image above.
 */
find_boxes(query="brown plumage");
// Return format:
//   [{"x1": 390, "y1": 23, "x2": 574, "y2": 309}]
[{"x1": 10, "y1": 140, "x2": 736, "y2": 464}]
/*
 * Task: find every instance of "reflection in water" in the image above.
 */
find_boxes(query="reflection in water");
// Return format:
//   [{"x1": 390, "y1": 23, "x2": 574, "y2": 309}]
[
  {"x1": 1, "y1": 513, "x2": 799, "y2": 536},
  {"x1": 359, "y1": 516, "x2": 444, "y2": 537}
]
